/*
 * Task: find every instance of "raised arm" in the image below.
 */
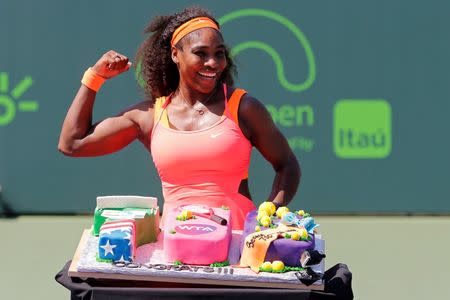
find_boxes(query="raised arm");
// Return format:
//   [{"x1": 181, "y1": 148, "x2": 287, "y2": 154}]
[
  {"x1": 238, "y1": 95, "x2": 301, "y2": 207},
  {"x1": 58, "y1": 51, "x2": 150, "y2": 157}
]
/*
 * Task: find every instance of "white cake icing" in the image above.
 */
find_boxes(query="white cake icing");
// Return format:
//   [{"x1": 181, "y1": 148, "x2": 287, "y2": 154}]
[
  {"x1": 96, "y1": 196, "x2": 158, "y2": 209},
  {"x1": 75, "y1": 231, "x2": 323, "y2": 287}
]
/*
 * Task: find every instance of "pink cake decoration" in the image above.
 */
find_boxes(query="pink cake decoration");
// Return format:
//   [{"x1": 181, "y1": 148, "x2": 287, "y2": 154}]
[{"x1": 163, "y1": 204, "x2": 232, "y2": 265}]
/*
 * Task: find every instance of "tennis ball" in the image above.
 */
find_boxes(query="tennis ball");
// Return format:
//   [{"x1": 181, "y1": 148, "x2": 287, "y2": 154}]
[
  {"x1": 299, "y1": 227, "x2": 309, "y2": 240},
  {"x1": 290, "y1": 232, "x2": 300, "y2": 241},
  {"x1": 260, "y1": 216, "x2": 271, "y2": 227},
  {"x1": 272, "y1": 261, "x2": 285, "y2": 272},
  {"x1": 256, "y1": 210, "x2": 269, "y2": 221},
  {"x1": 276, "y1": 206, "x2": 290, "y2": 219},
  {"x1": 261, "y1": 261, "x2": 272, "y2": 272},
  {"x1": 258, "y1": 202, "x2": 276, "y2": 216}
]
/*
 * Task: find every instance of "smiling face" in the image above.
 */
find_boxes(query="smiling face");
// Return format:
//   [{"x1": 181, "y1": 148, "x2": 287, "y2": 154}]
[{"x1": 172, "y1": 28, "x2": 227, "y2": 95}]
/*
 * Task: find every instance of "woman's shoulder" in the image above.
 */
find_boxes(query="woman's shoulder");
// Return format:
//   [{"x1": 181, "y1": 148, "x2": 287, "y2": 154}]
[
  {"x1": 227, "y1": 86, "x2": 259, "y2": 104},
  {"x1": 120, "y1": 99, "x2": 155, "y2": 129},
  {"x1": 231, "y1": 88, "x2": 270, "y2": 141},
  {"x1": 235, "y1": 90, "x2": 264, "y2": 113},
  {"x1": 122, "y1": 99, "x2": 154, "y2": 116},
  {"x1": 227, "y1": 86, "x2": 266, "y2": 121}
]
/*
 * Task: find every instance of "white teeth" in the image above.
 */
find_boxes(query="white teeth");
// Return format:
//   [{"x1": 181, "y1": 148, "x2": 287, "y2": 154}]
[{"x1": 199, "y1": 72, "x2": 216, "y2": 78}]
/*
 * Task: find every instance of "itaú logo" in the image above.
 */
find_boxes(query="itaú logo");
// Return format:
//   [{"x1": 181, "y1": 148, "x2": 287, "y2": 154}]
[{"x1": 175, "y1": 224, "x2": 217, "y2": 235}]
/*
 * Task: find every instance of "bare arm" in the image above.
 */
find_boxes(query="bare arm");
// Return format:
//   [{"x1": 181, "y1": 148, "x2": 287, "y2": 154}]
[
  {"x1": 238, "y1": 95, "x2": 301, "y2": 207},
  {"x1": 58, "y1": 51, "x2": 149, "y2": 157}
]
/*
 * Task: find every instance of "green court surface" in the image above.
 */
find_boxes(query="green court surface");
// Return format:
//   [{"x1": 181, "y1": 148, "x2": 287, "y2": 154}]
[{"x1": 1, "y1": 216, "x2": 449, "y2": 299}]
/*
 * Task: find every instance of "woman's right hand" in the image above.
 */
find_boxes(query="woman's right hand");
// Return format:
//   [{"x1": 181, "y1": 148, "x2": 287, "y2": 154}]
[{"x1": 91, "y1": 50, "x2": 131, "y2": 79}]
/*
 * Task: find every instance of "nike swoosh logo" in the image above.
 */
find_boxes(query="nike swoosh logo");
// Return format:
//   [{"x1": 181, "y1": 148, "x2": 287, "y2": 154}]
[{"x1": 210, "y1": 132, "x2": 223, "y2": 138}]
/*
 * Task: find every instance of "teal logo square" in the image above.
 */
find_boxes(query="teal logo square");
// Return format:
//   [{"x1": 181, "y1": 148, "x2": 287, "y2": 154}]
[{"x1": 333, "y1": 100, "x2": 391, "y2": 159}]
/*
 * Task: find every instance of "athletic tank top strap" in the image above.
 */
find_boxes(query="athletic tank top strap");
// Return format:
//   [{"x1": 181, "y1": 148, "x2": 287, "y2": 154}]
[
  {"x1": 153, "y1": 96, "x2": 170, "y2": 129},
  {"x1": 225, "y1": 86, "x2": 249, "y2": 179},
  {"x1": 226, "y1": 88, "x2": 247, "y2": 126}
]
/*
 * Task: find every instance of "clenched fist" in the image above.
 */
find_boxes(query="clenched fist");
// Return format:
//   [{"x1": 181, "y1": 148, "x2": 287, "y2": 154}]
[{"x1": 92, "y1": 50, "x2": 131, "y2": 79}]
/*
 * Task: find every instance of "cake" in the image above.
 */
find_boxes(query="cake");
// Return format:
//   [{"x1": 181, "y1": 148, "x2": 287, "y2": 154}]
[
  {"x1": 93, "y1": 199, "x2": 233, "y2": 266},
  {"x1": 89, "y1": 198, "x2": 324, "y2": 277},
  {"x1": 163, "y1": 204, "x2": 232, "y2": 265},
  {"x1": 98, "y1": 219, "x2": 136, "y2": 262},
  {"x1": 74, "y1": 199, "x2": 326, "y2": 288},
  {"x1": 93, "y1": 196, "x2": 160, "y2": 246},
  {"x1": 93, "y1": 196, "x2": 160, "y2": 263},
  {"x1": 239, "y1": 202, "x2": 323, "y2": 273}
]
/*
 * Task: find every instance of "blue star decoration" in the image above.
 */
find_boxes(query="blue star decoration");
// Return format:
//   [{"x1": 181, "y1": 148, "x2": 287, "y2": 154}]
[{"x1": 98, "y1": 228, "x2": 134, "y2": 262}]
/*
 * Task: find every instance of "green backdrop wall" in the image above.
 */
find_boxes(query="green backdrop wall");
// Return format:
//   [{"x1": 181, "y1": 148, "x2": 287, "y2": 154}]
[{"x1": 1, "y1": 0, "x2": 449, "y2": 214}]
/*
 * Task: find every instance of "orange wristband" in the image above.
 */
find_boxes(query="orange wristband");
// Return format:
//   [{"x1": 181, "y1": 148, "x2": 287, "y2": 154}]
[{"x1": 81, "y1": 67, "x2": 106, "y2": 92}]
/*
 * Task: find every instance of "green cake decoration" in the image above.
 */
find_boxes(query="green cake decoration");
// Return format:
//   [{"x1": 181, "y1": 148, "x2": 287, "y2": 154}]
[
  {"x1": 210, "y1": 261, "x2": 230, "y2": 267},
  {"x1": 173, "y1": 260, "x2": 183, "y2": 266},
  {"x1": 96, "y1": 253, "x2": 113, "y2": 263}
]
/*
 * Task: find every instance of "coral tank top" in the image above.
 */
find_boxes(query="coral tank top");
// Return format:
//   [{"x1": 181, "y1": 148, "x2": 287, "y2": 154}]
[{"x1": 151, "y1": 85, "x2": 256, "y2": 230}]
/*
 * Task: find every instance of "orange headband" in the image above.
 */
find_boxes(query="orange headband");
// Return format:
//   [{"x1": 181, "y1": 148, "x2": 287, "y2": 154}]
[{"x1": 171, "y1": 17, "x2": 219, "y2": 47}]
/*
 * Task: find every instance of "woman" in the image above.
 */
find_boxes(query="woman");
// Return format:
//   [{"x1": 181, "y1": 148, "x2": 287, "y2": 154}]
[{"x1": 58, "y1": 7, "x2": 300, "y2": 230}]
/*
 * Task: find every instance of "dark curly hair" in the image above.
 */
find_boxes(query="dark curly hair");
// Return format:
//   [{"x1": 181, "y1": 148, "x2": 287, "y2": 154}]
[{"x1": 136, "y1": 6, "x2": 237, "y2": 101}]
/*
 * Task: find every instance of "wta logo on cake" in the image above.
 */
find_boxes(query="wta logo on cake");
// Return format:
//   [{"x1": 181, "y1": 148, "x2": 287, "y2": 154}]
[
  {"x1": 218, "y1": 9, "x2": 392, "y2": 159},
  {"x1": 175, "y1": 224, "x2": 217, "y2": 235}
]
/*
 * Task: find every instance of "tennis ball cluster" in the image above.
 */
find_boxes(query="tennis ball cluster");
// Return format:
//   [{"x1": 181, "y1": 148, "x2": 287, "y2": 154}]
[{"x1": 176, "y1": 210, "x2": 193, "y2": 221}]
